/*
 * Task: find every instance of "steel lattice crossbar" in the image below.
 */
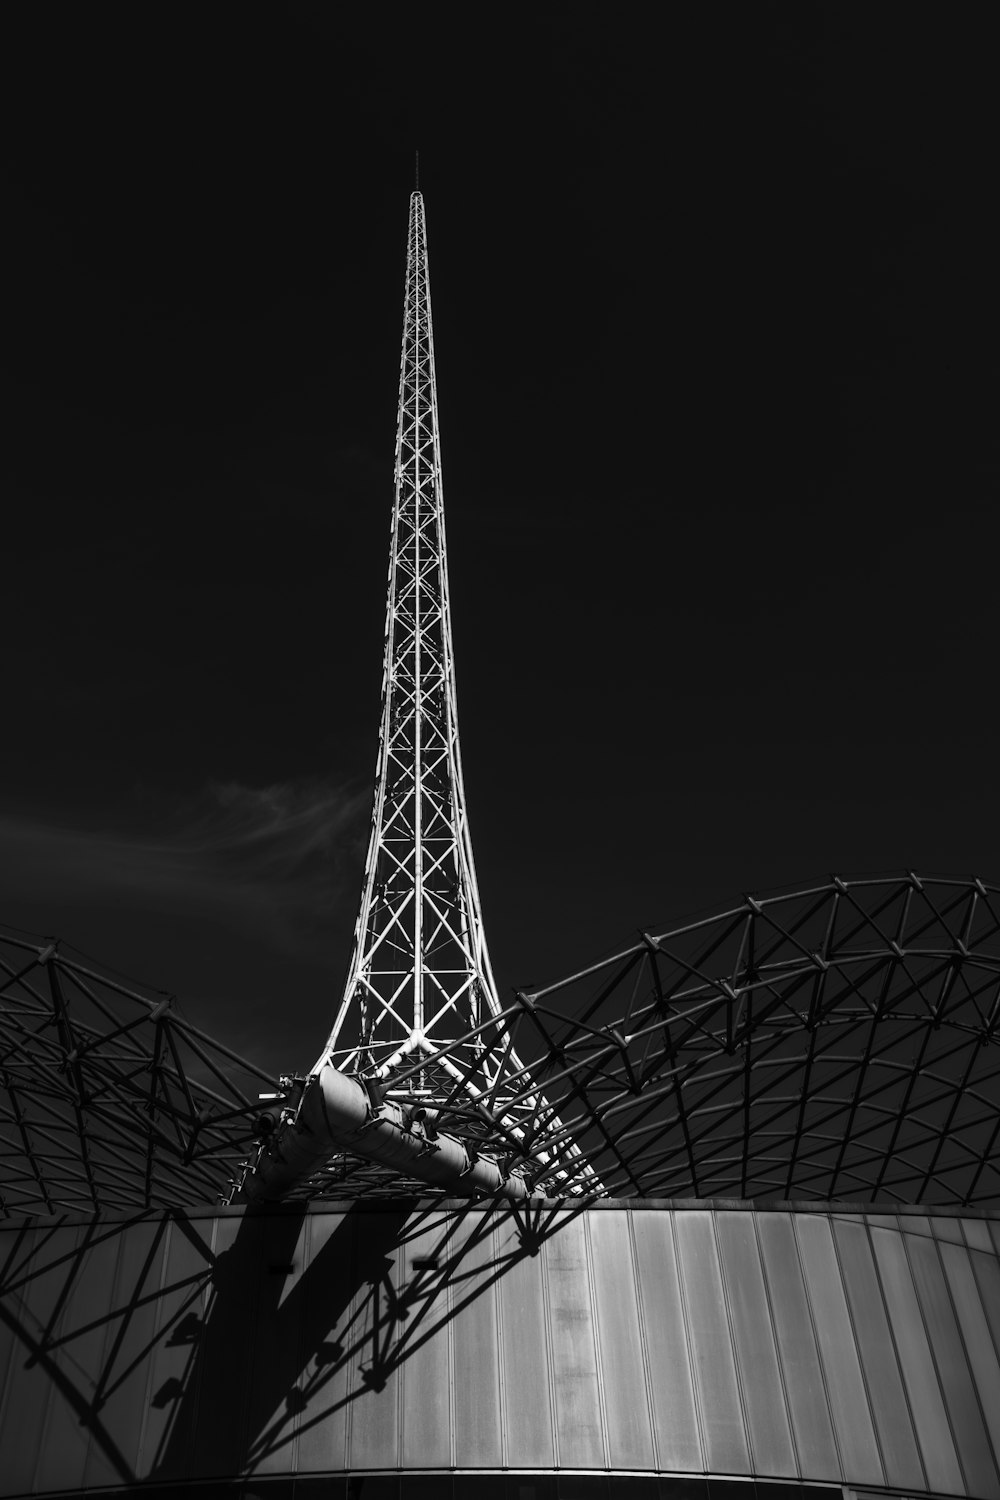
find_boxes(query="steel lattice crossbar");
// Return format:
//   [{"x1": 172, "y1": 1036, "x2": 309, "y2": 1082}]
[
  {"x1": 295, "y1": 872, "x2": 1000, "y2": 1206},
  {"x1": 318, "y1": 190, "x2": 501, "y2": 1077},
  {"x1": 0, "y1": 928, "x2": 279, "y2": 1217},
  {"x1": 296, "y1": 190, "x2": 591, "y2": 1195},
  {"x1": 4, "y1": 872, "x2": 999, "y2": 1213}
]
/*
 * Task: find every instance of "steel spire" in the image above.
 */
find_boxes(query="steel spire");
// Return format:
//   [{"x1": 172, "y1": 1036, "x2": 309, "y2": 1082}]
[
  {"x1": 236, "y1": 192, "x2": 595, "y2": 1203},
  {"x1": 317, "y1": 190, "x2": 506, "y2": 1085}
]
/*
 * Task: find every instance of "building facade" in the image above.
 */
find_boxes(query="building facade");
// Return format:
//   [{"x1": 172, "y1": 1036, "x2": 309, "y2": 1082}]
[{"x1": 2, "y1": 1199, "x2": 999, "y2": 1498}]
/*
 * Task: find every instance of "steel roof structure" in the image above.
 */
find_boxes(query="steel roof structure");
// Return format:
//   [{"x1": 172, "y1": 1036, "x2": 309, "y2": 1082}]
[
  {"x1": 0, "y1": 928, "x2": 277, "y2": 1218},
  {"x1": 412, "y1": 869, "x2": 1000, "y2": 1206},
  {"x1": 3, "y1": 870, "x2": 999, "y2": 1216},
  {"x1": 4, "y1": 199, "x2": 999, "y2": 1220}
]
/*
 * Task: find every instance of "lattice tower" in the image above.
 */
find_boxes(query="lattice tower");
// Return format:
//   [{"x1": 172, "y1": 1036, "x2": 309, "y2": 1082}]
[{"x1": 312, "y1": 193, "x2": 589, "y2": 1187}]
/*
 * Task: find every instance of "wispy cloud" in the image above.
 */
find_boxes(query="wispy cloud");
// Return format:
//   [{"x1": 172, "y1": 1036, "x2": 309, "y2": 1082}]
[{"x1": 0, "y1": 778, "x2": 369, "y2": 959}]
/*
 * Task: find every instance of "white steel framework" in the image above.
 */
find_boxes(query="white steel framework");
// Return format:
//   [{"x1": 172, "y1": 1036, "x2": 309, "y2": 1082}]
[
  {"x1": 308, "y1": 193, "x2": 590, "y2": 1190},
  {"x1": 317, "y1": 191, "x2": 492, "y2": 1075}
]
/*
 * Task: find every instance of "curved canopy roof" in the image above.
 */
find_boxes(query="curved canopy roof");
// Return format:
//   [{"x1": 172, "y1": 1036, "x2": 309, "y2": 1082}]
[{"x1": 2, "y1": 872, "x2": 999, "y2": 1215}]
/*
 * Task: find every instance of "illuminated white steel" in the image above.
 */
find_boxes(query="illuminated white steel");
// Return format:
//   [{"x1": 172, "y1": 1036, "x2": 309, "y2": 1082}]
[
  {"x1": 307, "y1": 192, "x2": 594, "y2": 1193},
  {"x1": 315, "y1": 190, "x2": 495, "y2": 1074},
  {"x1": 237, "y1": 193, "x2": 594, "y2": 1203},
  {"x1": 242, "y1": 1062, "x2": 529, "y2": 1204}
]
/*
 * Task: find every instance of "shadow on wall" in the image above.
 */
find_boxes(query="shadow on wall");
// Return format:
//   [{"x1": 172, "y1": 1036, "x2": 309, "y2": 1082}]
[{"x1": 0, "y1": 1196, "x2": 575, "y2": 1488}]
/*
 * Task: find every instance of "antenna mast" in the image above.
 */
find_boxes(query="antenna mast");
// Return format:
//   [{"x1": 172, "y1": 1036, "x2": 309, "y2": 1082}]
[
  {"x1": 317, "y1": 190, "x2": 505, "y2": 1087},
  {"x1": 239, "y1": 192, "x2": 594, "y2": 1203}
]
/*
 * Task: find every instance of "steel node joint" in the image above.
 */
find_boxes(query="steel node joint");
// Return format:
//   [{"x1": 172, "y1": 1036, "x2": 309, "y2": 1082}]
[{"x1": 239, "y1": 1062, "x2": 528, "y2": 1204}]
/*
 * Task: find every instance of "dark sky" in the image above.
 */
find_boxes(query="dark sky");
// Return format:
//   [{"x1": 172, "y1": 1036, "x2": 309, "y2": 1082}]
[{"x1": 2, "y1": 7, "x2": 998, "y2": 1073}]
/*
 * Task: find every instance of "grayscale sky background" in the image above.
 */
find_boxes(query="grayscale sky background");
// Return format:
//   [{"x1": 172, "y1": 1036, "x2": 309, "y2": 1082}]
[{"x1": 3, "y1": 7, "x2": 998, "y2": 1072}]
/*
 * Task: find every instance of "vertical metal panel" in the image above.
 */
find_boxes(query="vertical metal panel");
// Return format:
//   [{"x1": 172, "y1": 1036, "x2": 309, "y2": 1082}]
[
  {"x1": 715, "y1": 1212, "x2": 796, "y2": 1479},
  {"x1": 451, "y1": 1214, "x2": 503, "y2": 1469},
  {"x1": 294, "y1": 1211, "x2": 355, "y2": 1474},
  {"x1": 0, "y1": 1224, "x2": 82, "y2": 1497},
  {"x1": 497, "y1": 1214, "x2": 556, "y2": 1469},
  {"x1": 589, "y1": 1209, "x2": 655, "y2": 1471},
  {"x1": 963, "y1": 1218, "x2": 996, "y2": 1254},
  {"x1": 630, "y1": 1208, "x2": 703, "y2": 1472},
  {"x1": 673, "y1": 1210, "x2": 750, "y2": 1476},
  {"x1": 831, "y1": 1217, "x2": 924, "y2": 1490},
  {"x1": 543, "y1": 1211, "x2": 604, "y2": 1469},
  {"x1": 346, "y1": 1215, "x2": 402, "y2": 1471},
  {"x1": 990, "y1": 1219, "x2": 1000, "y2": 1259},
  {"x1": 35, "y1": 1220, "x2": 125, "y2": 1494},
  {"x1": 869, "y1": 1221, "x2": 966, "y2": 1496},
  {"x1": 969, "y1": 1244, "x2": 1000, "y2": 1365},
  {"x1": 185, "y1": 1211, "x2": 257, "y2": 1479},
  {"x1": 755, "y1": 1212, "x2": 839, "y2": 1480},
  {"x1": 905, "y1": 1230, "x2": 1000, "y2": 1500},
  {"x1": 0, "y1": 1224, "x2": 45, "y2": 1497},
  {"x1": 0, "y1": 1310, "x2": 12, "y2": 1419},
  {"x1": 932, "y1": 1217, "x2": 966, "y2": 1245},
  {"x1": 1, "y1": 1202, "x2": 999, "y2": 1496},
  {"x1": 81, "y1": 1218, "x2": 168, "y2": 1489},
  {"x1": 399, "y1": 1220, "x2": 452, "y2": 1470},
  {"x1": 793, "y1": 1214, "x2": 883, "y2": 1486},
  {"x1": 136, "y1": 1213, "x2": 215, "y2": 1479},
  {"x1": 0, "y1": 1225, "x2": 27, "y2": 1488},
  {"x1": 939, "y1": 1238, "x2": 1000, "y2": 1469},
  {"x1": 245, "y1": 1210, "x2": 311, "y2": 1475}
]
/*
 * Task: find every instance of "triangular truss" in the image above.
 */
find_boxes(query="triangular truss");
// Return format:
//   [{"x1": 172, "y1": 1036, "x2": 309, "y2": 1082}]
[
  {"x1": 292, "y1": 870, "x2": 1000, "y2": 1205},
  {"x1": 454, "y1": 870, "x2": 1000, "y2": 1205},
  {"x1": 0, "y1": 927, "x2": 275, "y2": 1217},
  {"x1": 311, "y1": 191, "x2": 591, "y2": 1192},
  {"x1": 4, "y1": 202, "x2": 998, "y2": 1213},
  {"x1": 4, "y1": 873, "x2": 999, "y2": 1211}
]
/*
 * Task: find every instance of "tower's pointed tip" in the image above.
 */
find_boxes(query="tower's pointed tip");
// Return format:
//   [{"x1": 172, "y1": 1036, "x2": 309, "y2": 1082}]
[{"x1": 414, "y1": 149, "x2": 419, "y2": 192}]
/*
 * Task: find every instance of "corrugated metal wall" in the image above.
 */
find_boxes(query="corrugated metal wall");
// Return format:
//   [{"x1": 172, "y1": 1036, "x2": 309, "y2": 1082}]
[{"x1": 1, "y1": 1202, "x2": 998, "y2": 1498}]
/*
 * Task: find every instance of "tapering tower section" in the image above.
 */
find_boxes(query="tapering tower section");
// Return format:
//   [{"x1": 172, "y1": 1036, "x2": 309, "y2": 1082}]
[
  {"x1": 238, "y1": 191, "x2": 595, "y2": 1205},
  {"x1": 317, "y1": 191, "x2": 504, "y2": 1093}
]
